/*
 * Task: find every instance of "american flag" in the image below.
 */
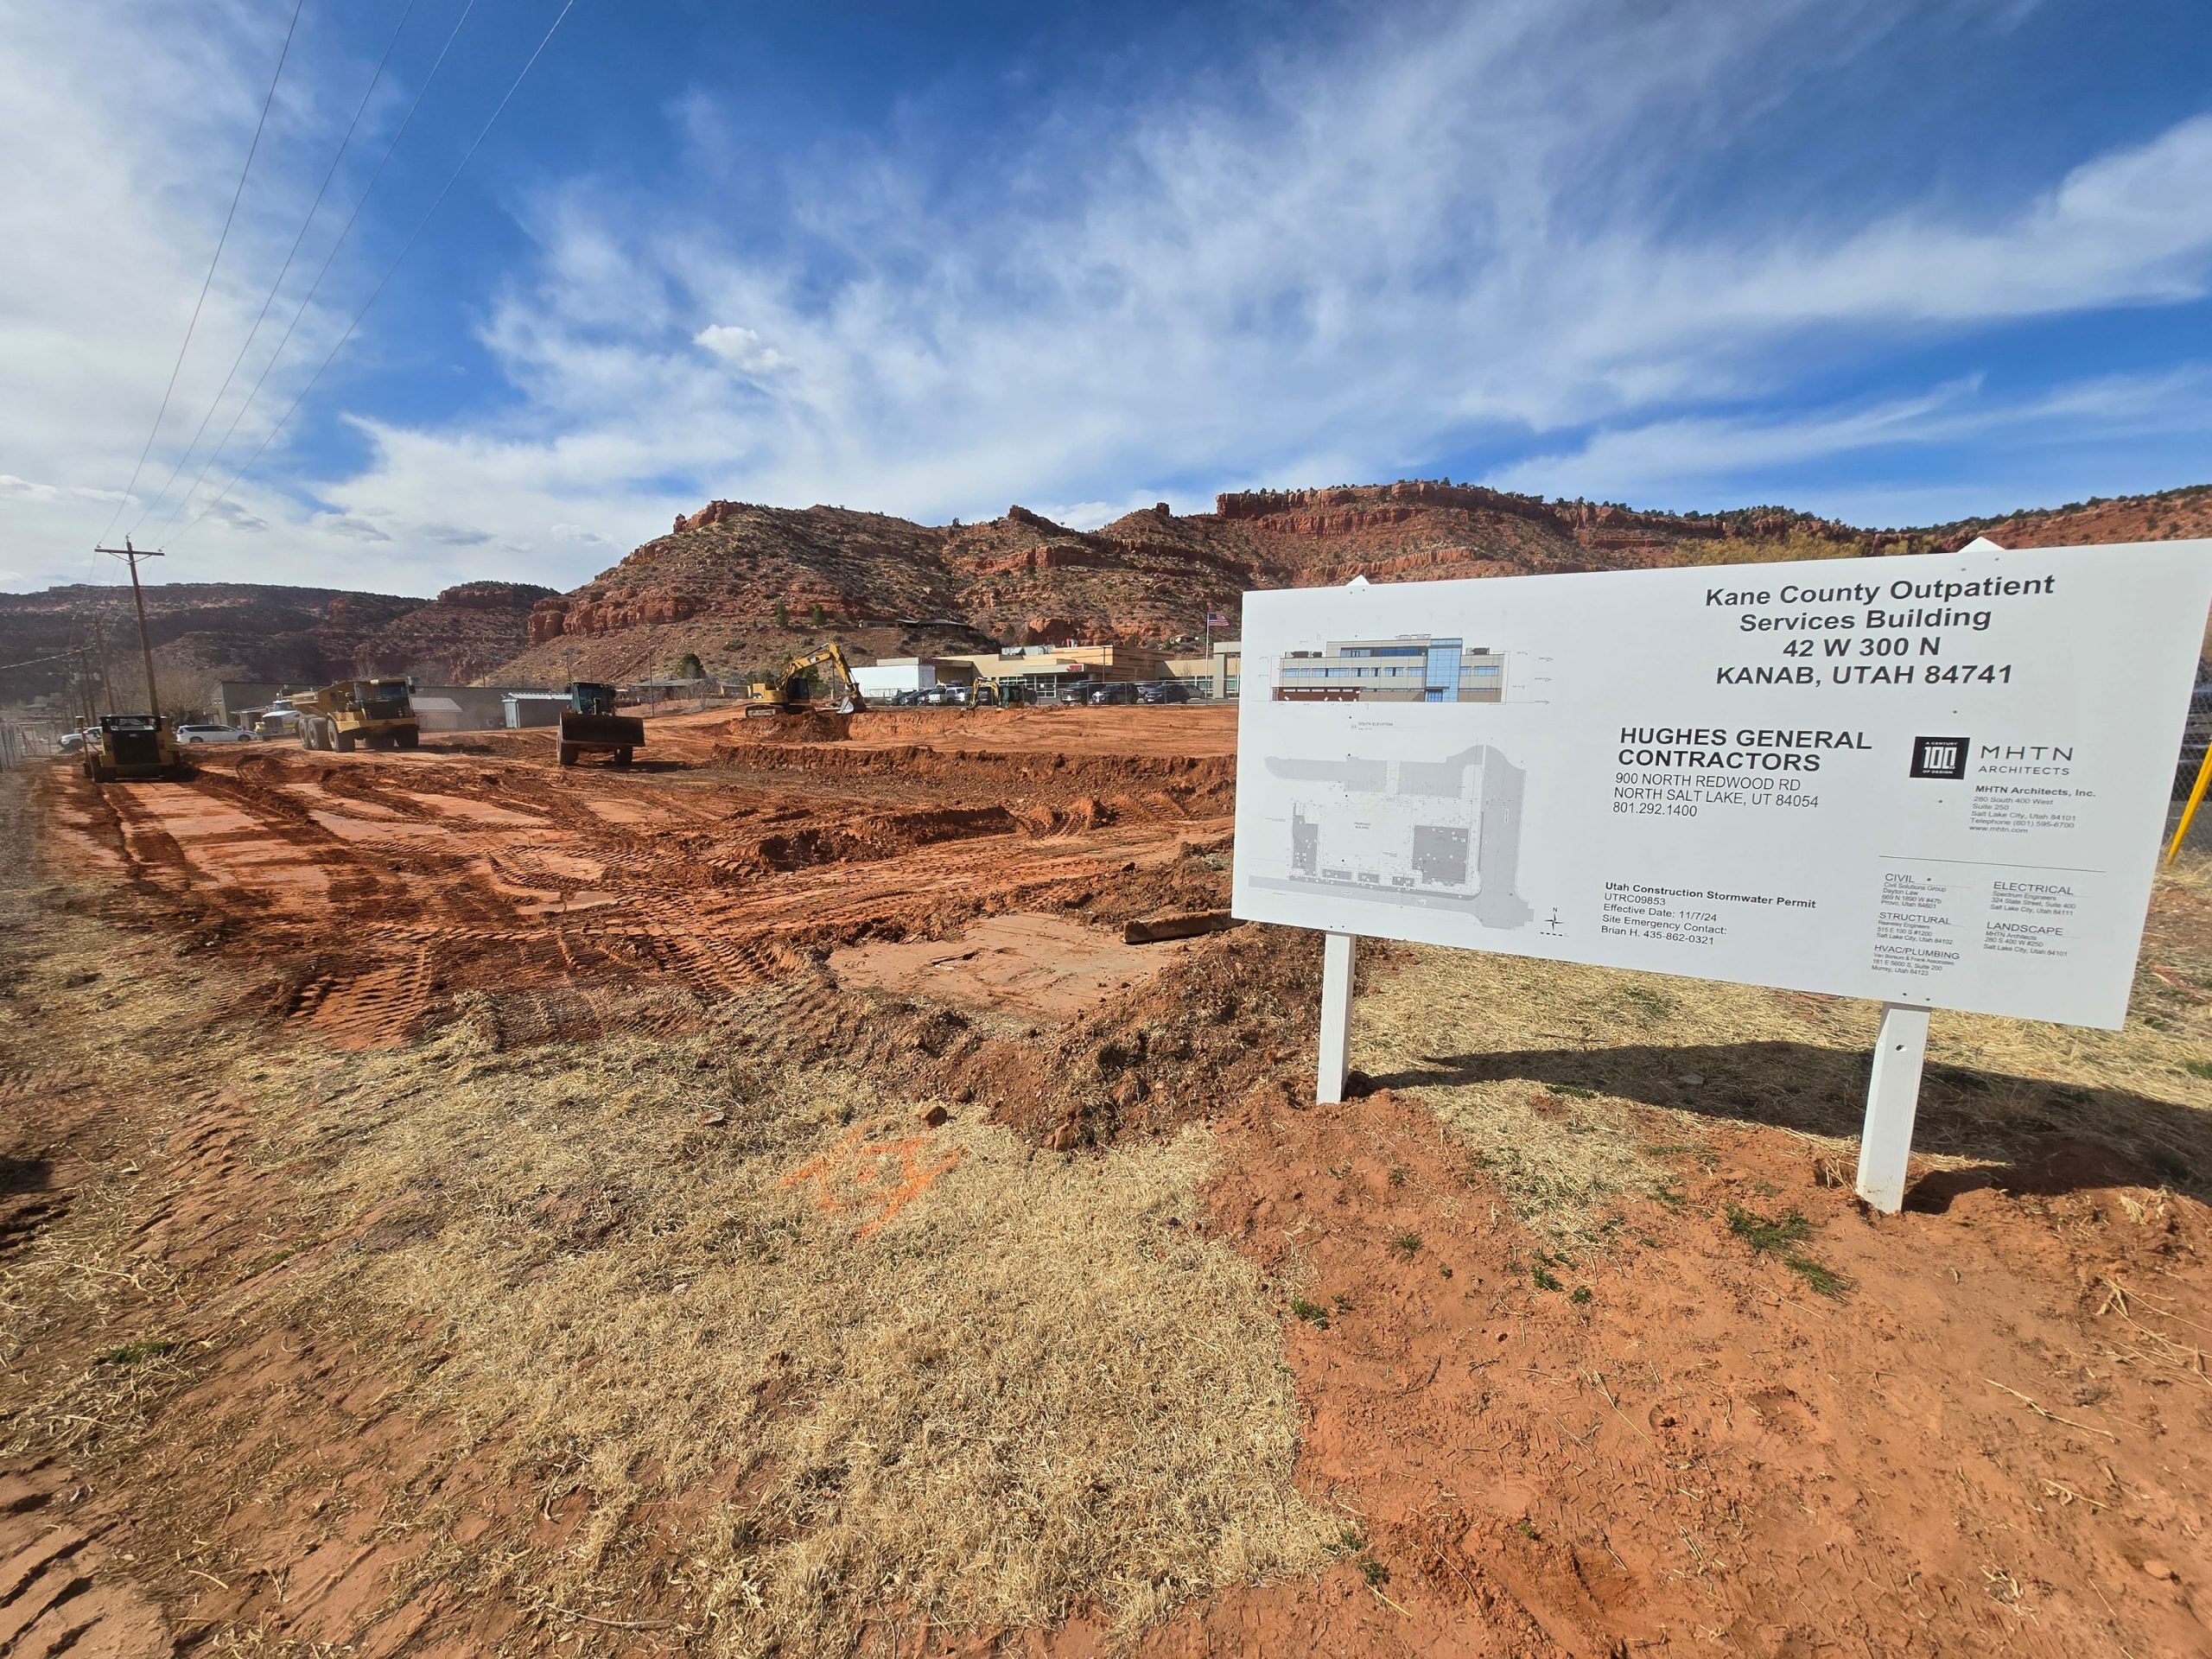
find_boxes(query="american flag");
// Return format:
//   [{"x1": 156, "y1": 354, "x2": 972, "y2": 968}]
[{"x1": 1206, "y1": 612, "x2": 1229, "y2": 627}]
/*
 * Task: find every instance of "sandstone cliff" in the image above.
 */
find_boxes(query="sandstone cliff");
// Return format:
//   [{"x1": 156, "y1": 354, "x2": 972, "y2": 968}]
[
  {"x1": 1, "y1": 577, "x2": 555, "y2": 717},
  {"x1": 488, "y1": 479, "x2": 2212, "y2": 685}
]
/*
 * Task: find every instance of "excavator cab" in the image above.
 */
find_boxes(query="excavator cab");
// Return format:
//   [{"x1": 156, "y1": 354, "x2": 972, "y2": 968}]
[
  {"x1": 569, "y1": 681, "x2": 620, "y2": 717},
  {"x1": 745, "y1": 645, "x2": 869, "y2": 718}
]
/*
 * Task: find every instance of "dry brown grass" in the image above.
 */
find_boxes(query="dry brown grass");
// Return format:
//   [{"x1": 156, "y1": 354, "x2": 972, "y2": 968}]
[
  {"x1": 260, "y1": 1003, "x2": 1334, "y2": 1651},
  {"x1": 0, "y1": 862, "x2": 255, "y2": 1459},
  {"x1": 1357, "y1": 850, "x2": 2212, "y2": 1248}
]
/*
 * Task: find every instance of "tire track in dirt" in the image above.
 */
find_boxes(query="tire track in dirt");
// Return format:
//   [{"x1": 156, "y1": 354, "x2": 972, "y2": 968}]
[
  {"x1": 41, "y1": 739, "x2": 1231, "y2": 1051},
  {"x1": 0, "y1": 1468, "x2": 174, "y2": 1658}
]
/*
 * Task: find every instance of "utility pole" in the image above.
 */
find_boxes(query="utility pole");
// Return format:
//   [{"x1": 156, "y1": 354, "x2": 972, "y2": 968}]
[
  {"x1": 75, "y1": 643, "x2": 96, "y2": 734},
  {"x1": 93, "y1": 539, "x2": 163, "y2": 718},
  {"x1": 90, "y1": 615, "x2": 114, "y2": 715}
]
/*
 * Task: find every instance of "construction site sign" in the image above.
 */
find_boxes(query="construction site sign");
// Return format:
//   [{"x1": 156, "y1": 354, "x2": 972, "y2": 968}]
[{"x1": 1231, "y1": 538, "x2": 2212, "y2": 1028}]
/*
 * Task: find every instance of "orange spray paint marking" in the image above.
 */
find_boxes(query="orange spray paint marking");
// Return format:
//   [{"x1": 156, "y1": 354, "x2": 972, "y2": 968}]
[{"x1": 780, "y1": 1125, "x2": 964, "y2": 1236}]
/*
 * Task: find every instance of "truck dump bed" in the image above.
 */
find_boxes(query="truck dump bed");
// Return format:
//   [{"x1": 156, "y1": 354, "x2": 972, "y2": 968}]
[{"x1": 556, "y1": 707, "x2": 645, "y2": 766}]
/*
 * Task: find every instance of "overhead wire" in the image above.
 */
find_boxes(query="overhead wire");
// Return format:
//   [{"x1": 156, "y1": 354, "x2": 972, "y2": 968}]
[
  {"x1": 127, "y1": 0, "x2": 423, "y2": 539},
  {"x1": 169, "y1": 0, "x2": 578, "y2": 550},
  {"x1": 151, "y1": 0, "x2": 483, "y2": 544},
  {"x1": 95, "y1": 0, "x2": 309, "y2": 548},
  {"x1": 0, "y1": 652, "x2": 81, "y2": 676}
]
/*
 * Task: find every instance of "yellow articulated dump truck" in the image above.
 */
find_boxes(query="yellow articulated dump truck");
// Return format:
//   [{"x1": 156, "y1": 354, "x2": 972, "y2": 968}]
[
  {"x1": 556, "y1": 682, "x2": 644, "y2": 767},
  {"x1": 294, "y1": 678, "x2": 421, "y2": 753},
  {"x1": 83, "y1": 714, "x2": 190, "y2": 784}
]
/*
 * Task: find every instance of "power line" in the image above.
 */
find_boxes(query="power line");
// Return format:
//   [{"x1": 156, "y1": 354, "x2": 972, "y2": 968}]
[
  {"x1": 151, "y1": 0, "x2": 485, "y2": 545},
  {"x1": 171, "y1": 0, "x2": 579, "y2": 549},
  {"x1": 0, "y1": 652, "x2": 79, "y2": 675},
  {"x1": 128, "y1": 0, "x2": 423, "y2": 539},
  {"x1": 96, "y1": 0, "x2": 310, "y2": 547}
]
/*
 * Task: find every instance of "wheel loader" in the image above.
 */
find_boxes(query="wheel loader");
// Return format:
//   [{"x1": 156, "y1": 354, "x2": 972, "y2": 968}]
[
  {"x1": 294, "y1": 678, "x2": 420, "y2": 752},
  {"x1": 745, "y1": 644, "x2": 869, "y2": 718},
  {"x1": 556, "y1": 682, "x2": 645, "y2": 767},
  {"x1": 82, "y1": 714, "x2": 191, "y2": 784}
]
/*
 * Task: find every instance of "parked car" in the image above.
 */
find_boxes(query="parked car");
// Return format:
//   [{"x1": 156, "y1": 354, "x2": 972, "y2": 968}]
[
  {"x1": 175, "y1": 721, "x2": 255, "y2": 744},
  {"x1": 1090, "y1": 682, "x2": 1141, "y2": 706},
  {"x1": 1055, "y1": 683, "x2": 1091, "y2": 705},
  {"x1": 57, "y1": 732, "x2": 85, "y2": 755},
  {"x1": 1139, "y1": 681, "x2": 1192, "y2": 704}
]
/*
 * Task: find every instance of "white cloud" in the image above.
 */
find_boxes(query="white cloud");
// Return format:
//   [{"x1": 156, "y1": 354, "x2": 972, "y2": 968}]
[
  {"x1": 693, "y1": 324, "x2": 792, "y2": 375},
  {"x1": 200, "y1": 497, "x2": 271, "y2": 533},
  {"x1": 420, "y1": 522, "x2": 494, "y2": 547},
  {"x1": 2, "y1": 0, "x2": 2209, "y2": 601},
  {"x1": 317, "y1": 514, "x2": 392, "y2": 542},
  {"x1": 1490, "y1": 369, "x2": 2212, "y2": 504},
  {"x1": 387, "y1": 0, "x2": 2212, "y2": 549}
]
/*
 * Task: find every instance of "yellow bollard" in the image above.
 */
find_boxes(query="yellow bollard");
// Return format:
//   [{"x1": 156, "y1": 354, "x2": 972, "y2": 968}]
[{"x1": 2169, "y1": 740, "x2": 2212, "y2": 864}]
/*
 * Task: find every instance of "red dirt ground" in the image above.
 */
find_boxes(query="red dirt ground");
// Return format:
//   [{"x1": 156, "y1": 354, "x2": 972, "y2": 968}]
[
  {"x1": 40, "y1": 706, "x2": 1235, "y2": 1051},
  {"x1": 5, "y1": 708, "x2": 2211, "y2": 1657}
]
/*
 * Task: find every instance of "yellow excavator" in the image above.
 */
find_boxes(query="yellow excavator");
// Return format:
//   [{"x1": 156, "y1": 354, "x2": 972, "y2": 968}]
[{"x1": 745, "y1": 644, "x2": 869, "y2": 718}]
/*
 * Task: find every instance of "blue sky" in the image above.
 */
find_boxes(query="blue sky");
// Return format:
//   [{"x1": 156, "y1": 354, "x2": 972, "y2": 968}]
[{"x1": 3, "y1": 0, "x2": 2209, "y2": 596}]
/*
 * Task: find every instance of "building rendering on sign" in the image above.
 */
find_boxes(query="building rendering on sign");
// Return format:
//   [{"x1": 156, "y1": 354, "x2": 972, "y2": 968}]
[
  {"x1": 1254, "y1": 745, "x2": 1533, "y2": 929},
  {"x1": 1273, "y1": 635, "x2": 1506, "y2": 702}
]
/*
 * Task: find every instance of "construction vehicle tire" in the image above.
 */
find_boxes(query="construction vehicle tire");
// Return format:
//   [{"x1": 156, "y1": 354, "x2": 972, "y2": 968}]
[
  {"x1": 397, "y1": 728, "x2": 419, "y2": 750},
  {"x1": 334, "y1": 729, "x2": 355, "y2": 753},
  {"x1": 92, "y1": 762, "x2": 113, "y2": 785},
  {"x1": 614, "y1": 747, "x2": 632, "y2": 766},
  {"x1": 557, "y1": 742, "x2": 578, "y2": 767}
]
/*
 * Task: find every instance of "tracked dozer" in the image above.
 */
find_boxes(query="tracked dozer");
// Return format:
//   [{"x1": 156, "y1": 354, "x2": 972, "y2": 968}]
[
  {"x1": 83, "y1": 714, "x2": 190, "y2": 784},
  {"x1": 294, "y1": 679, "x2": 420, "y2": 753},
  {"x1": 556, "y1": 682, "x2": 644, "y2": 767},
  {"x1": 745, "y1": 644, "x2": 869, "y2": 718}
]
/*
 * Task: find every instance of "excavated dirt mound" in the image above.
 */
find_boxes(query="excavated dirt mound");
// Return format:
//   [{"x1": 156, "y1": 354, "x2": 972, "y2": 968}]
[{"x1": 714, "y1": 708, "x2": 852, "y2": 744}]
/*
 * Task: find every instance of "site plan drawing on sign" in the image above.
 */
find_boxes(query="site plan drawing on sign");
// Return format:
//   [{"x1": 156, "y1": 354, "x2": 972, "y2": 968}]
[{"x1": 1231, "y1": 539, "x2": 2212, "y2": 1027}]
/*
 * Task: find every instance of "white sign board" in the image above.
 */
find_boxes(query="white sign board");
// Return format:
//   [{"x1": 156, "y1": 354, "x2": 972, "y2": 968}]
[{"x1": 1231, "y1": 539, "x2": 2212, "y2": 1029}]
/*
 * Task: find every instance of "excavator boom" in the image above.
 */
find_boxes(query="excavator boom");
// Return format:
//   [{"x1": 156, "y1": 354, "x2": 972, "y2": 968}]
[{"x1": 745, "y1": 644, "x2": 869, "y2": 717}]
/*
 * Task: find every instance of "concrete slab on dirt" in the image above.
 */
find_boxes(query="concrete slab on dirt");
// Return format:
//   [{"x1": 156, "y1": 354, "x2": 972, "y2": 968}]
[{"x1": 831, "y1": 913, "x2": 1189, "y2": 1019}]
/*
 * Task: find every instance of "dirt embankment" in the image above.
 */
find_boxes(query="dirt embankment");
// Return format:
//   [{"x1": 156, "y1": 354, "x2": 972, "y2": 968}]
[{"x1": 5, "y1": 711, "x2": 2212, "y2": 1658}]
